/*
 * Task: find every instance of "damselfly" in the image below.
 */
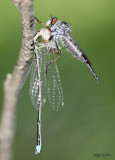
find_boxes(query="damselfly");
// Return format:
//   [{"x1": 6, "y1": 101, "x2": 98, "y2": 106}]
[{"x1": 31, "y1": 23, "x2": 64, "y2": 154}]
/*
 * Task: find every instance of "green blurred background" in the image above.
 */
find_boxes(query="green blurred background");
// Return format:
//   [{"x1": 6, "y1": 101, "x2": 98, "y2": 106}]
[{"x1": 0, "y1": 0, "x2": 115, "y2": 160}]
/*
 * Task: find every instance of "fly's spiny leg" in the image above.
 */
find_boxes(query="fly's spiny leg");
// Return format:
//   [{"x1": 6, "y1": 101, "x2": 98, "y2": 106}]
[
  {"x1": 45, "y1": 51, "x2": 61, "y2": 77},
  {"x1": 55, "y1": 40, "x2": 61, "y2": 54},
  {"x1": 39, "y1": 40, "x2": 49, "y2": 43},
  {"x1": 30, "y1": 40, "x2": 35, "y2": 51},
  {"x1": 35, "y1": 17, "x2": 51, "y2": 32},
  {"x1": 36, "y1": 36, "x2": 53, "y2": 44}
]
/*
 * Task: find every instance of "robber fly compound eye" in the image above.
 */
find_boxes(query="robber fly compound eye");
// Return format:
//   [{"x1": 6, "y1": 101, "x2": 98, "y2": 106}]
[{"x1": 51, "y1": 17, "x2": 58, "y2": 25}]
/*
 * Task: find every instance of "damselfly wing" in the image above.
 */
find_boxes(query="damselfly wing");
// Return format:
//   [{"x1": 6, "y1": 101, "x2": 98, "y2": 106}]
[
  {"x1": 30, "y1": 30, "x2": 64, "y2": 111},
  {"x1": 29, "y1": 35, "x2": 64, "y2": 154},
  {"x1": 29, "y1": 49, "x2": 47, "y2": 108},
  {"x1": 46, "y1": 52, "x2": 64, "y2": 111}
]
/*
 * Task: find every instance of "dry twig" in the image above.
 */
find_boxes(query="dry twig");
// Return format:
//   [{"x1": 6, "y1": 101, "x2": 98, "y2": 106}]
[{"x1": 0, "y1": 0, "x2": 35, "y2": 160}]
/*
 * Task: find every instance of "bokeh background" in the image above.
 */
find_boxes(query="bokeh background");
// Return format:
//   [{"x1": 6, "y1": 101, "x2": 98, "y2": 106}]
[{"x1": 0, "y1": 0, "x2": 115, "y2": 160}]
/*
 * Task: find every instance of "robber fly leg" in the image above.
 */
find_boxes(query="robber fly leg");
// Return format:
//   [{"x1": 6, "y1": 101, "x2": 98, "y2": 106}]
[
  {"x1": 30, "y1": 40, "x2": 35, "y2": 51},
  {"x1": 38, "y1": 40, "x2": 49, "y2": 43},
  {"x1": 55, "y1": 40, "x2": 61, "y2": 54},
  {"x1": 45, "y1": 40, "x2": 61, "y2": 76},
  {"x1": 39, "y1": 35, "x2": 54, "y2": 43},
  {"x1": 35, "y1": 17, "x2": 51, "y2": 32},
  {"x1": 45, "y1": 51, "x2": 61, "y2": 77}
]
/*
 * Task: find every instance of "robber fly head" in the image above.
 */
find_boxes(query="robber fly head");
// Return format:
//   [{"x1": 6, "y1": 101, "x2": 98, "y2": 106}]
[
  {"x1": 49, "y1": 17, "x2": 71, "y2": 34},
  {"x1": 45, "y1": 16, "x2": 58, "y2": 26},
  {"x1": 51, "y1": 17, "x2": 58, "y2": 25}
]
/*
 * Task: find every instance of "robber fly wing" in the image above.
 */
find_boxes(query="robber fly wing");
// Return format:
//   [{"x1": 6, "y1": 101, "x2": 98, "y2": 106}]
[{"x1": 46, "y1": 52, "x2": 64, "y2": 111}]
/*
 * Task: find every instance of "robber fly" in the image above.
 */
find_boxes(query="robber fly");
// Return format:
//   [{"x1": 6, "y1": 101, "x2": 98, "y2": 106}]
[
  {"x1": 30, "y1": 16, "x2": 99, "y2": 154},
  {"x1": 42, "y1": 16, "x2": 98, "y2": 81}
]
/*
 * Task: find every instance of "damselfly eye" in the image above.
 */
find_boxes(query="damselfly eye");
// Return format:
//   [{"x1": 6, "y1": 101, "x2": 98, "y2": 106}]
[{"x1": 51, "y1": 17, "x2": 58, "y2": 25}]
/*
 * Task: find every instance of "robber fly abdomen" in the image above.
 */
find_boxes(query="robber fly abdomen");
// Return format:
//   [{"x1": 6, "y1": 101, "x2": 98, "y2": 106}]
[{"x1": 58, "y1": 34, "x2": 98, "y2": 81}]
